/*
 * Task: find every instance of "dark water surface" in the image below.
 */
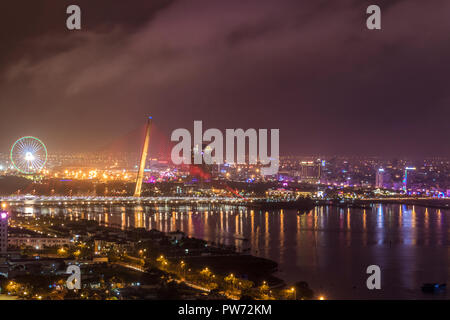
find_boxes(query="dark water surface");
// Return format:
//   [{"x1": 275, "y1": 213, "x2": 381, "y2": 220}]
[{"x1": 17, "y1": 204, "x2": 450, "y2": 299}]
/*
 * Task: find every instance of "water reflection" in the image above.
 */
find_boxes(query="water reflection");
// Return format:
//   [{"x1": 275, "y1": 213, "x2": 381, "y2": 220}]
[{"x1": 10, "y1": 204, "x2": 450, "y2": 299}]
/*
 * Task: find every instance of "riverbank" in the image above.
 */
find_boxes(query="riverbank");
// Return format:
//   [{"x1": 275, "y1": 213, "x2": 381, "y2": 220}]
[{"x1": 168, "y1": 254, "x2": 283, "y2": 288}]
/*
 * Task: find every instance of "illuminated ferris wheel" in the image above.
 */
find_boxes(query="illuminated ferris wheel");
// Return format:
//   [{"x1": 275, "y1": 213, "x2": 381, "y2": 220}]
[{"x1": 10, "y1": 136, "x2": 48, "y2": 175}]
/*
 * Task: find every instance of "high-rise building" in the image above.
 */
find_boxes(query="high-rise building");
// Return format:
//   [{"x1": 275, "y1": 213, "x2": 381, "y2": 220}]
[
  {"x1": 0, "y1": 211, "x2": 8, "y2": 253},
  {"x1": 403, "y1": 167, "x2": 416, "y2": 192},
  {"x1": 375, "y1": 168, "x2": 384, "y2": 188},
  {"x1": 297, "y1": 161, "x2": 321, "y2": 183}
]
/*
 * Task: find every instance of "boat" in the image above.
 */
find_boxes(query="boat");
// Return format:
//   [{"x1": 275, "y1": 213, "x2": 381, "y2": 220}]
[{"x1": 421, "y1": 283, "x2": 446, "y2": 293}]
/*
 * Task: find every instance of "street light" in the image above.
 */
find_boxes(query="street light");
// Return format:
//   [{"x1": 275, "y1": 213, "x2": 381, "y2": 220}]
[
  {"x1": 291, "y1": 287, "x2": 296, "y2": 300},
  {"x1": 180, "y1": 261, "x2": 186, "y2": 279}
]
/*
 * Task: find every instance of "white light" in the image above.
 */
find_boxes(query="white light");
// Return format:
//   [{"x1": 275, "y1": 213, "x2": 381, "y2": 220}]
[{"x1": 24, "y1": 152, "x2": 35, "y2": 162}]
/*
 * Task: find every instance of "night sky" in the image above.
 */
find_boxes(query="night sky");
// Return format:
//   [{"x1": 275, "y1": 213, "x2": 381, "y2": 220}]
[{"x1": 0, "y1": 0, "x2": 449, "y2": 157}]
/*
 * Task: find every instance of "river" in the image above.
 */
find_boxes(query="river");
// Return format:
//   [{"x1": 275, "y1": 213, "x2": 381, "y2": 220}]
[{"x1": 12, "y1": 203, "x2": 450, "y2": 299}]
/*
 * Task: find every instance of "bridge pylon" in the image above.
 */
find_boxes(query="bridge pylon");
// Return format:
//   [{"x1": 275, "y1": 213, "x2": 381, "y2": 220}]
[{"x1": 134, "y1": 116, "x2": 152, "y2": 197}]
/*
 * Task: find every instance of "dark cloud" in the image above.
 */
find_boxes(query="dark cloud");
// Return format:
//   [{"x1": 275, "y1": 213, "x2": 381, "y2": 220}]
[{"x1": 0, "y1": 0, "x2": 449, "y2": 157}]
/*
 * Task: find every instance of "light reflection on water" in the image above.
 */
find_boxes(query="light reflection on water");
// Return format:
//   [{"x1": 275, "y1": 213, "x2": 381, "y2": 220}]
[{"x1": 17, "y1": 204, "x2": 450, "y2": 299}]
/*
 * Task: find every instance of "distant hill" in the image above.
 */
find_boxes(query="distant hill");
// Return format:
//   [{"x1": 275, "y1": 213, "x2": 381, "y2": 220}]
[{"x1": 0, "y1": 176, "x2": 32, "y2": 195}]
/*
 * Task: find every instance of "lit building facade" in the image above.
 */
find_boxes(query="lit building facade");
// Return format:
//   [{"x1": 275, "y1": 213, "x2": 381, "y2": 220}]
[
  {"x1": 403, "y1": 167, "x2": 416, "y2": 192},
  {"x1": 8, "y1": 237, "x2": 71, "y2": 249},
  {"x1": 0, "y1": 211, "x2": 8, "y2": 253},
  {"x1": 375, "y1": 168, "x2": 384, "y2": 188},
  {"x1": 297, "y1": 161, "x2": 321, "y2": 183}
]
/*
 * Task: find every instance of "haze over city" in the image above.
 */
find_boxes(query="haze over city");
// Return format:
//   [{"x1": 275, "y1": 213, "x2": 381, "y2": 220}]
[{"x1": 1, "y1": 0, "x2": 449, "y2": 156}]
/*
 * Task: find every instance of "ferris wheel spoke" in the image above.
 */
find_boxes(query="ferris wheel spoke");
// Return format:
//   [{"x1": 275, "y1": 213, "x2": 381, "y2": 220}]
[
  {"x1": 34, "y1": 144, "x2": 43, "y2": 153},
  {"x1": 27, "y1": 161, "x2": 34, "y2": 172},
  {"x1": 34, "y1": 140, "x2": 43, "y2": 152},
  {"x1": 31, "y1": 159, "x2": 40, "y2": 169},
  {"x1": 18, "y1": 156, "x2": 28, "y2": 166},
  {"x1": 16, "y1": 159, "x2": 28, "y2": 172},
  {"x1": 30, "y1": 140, "x2": 40, "y2": 153},
  {"x1": 34, "y1": 158, "x2": 45, "y2": 170},
  {"x1": 33, "y1": 157, "x2": 42, "y2": 169},
  {"x1": 31, "y1": 161, "x2": 39, "y2": 172},
  {"x1": 28, "y1": 140, "x2": 35, "y2": 151},
  {"x1": 16, "y1": 140, "x2": 26, "y2": 153},
  {"x1": 24, "y1": 139, "x2": 33, "y2": 151},
  {"x1": 21, "y1": 139, "x2": 30, "y2": 151},
  {"x1": 16, "y1": 158, "x2": 26, "y2": 169}
]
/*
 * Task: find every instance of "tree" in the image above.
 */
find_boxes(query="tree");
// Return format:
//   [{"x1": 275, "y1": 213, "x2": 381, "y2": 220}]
[
  {"x1": 294, "y1": 281, "x2": 314, "y2": 300},
  {"x1": 157, "y1": 281, "x2": 181, "y2": 299},
  {"x1": 258, "y1": 281, "x2": 270, "y2": 298},
  {"x1": 0, "y1": 276, "x2": 8, "y2": 293}
]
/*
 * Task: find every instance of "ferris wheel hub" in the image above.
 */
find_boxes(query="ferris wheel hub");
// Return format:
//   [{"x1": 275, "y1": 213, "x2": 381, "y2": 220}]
[{"x1": 24, "y1": 152, "x2": 35, "y2": 161}]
